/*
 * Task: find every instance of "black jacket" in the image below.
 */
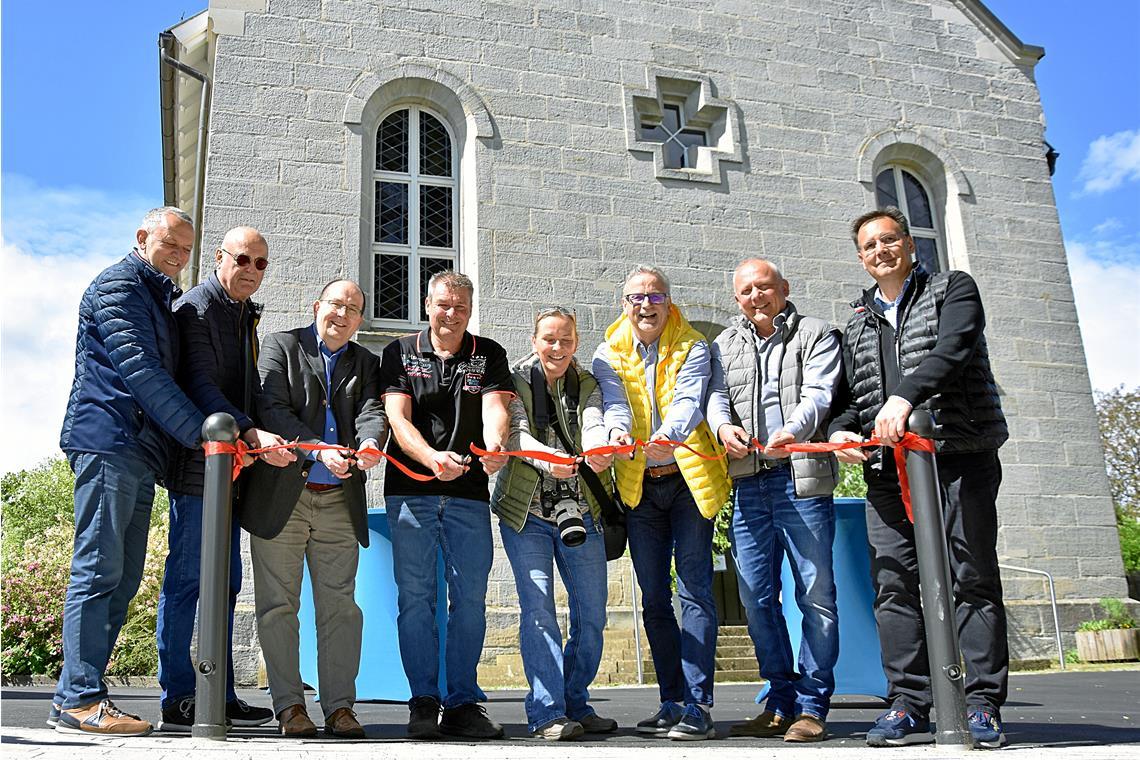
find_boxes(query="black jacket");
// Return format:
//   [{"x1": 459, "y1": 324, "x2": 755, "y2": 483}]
[
  {"x1": 167, "y1": 273, "x2": 261, "y2": 495},
  {"x1": 237, "y1": 327, "x2": 387, "y2": 546},
  {"x1": 828, "y1": 268, "x2": 1007, "y2": 455}
]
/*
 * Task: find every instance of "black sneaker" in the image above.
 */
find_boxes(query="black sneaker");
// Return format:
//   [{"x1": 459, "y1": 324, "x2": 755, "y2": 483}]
[
  {"x1": 226, "y1": 699, "x2": 273, "y2": 727},
  {"x1": 407, "y1": 696, "x2": 442, "y2": 739},
  {"x1": 439, "y1": 702, "x2": 504, "y2": 740},
  {"x1": 46, "y1": 703, "x2": 60, "y2": 728},
  {"x1": 667, "y1": 703, "x2": 716, "y2": 741},
  {"x1": 158, "y1": 697, "x2": 196, "y2": 733},
  {"x1": 636, "y1": 701, "x2": 685, "y2": 735}
]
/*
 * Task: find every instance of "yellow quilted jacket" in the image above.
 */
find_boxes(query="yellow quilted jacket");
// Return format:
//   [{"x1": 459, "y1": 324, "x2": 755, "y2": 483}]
[{"x1": 604, "y1": 305, "x2": 729, "y2": 518}]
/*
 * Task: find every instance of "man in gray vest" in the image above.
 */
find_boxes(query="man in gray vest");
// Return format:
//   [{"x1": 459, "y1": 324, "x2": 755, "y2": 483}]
[
  {"x1": 828, "y1": 207, "x2": 1009, "y2": 749},
  {"x1": 707, "y1": 259, "x2": 841, "y2": 743}
]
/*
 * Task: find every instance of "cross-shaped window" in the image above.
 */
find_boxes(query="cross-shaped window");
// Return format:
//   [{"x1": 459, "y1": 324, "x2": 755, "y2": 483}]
[
  {"x1": 639, "y1": 104, "x2": 708, "y2": 169},
  {"x1": 624, "y1": 69, "x2": 741, "y2": 184}
]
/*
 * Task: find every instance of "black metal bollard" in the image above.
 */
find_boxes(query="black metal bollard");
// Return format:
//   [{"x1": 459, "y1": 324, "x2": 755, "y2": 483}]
[
  {"x1": 194, "y1": 413, "x2": 239, "y2": 740},
  {"x1": 905, "y1": 410, "x2": 972, "y2": 748}
]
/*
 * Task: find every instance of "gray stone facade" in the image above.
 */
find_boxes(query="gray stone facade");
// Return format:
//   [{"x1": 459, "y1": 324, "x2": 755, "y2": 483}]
[{"x1": 166, "y1": 0, "x2": 1127, "y2": 684}]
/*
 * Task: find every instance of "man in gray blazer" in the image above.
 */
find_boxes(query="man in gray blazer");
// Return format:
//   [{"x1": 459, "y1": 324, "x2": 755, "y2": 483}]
[{"x1": 238, "y1": 279, "x2": 386, "y2": 739}]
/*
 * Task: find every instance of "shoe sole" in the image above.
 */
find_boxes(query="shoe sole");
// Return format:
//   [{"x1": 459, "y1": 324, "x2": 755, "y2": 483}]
[
  {"x1": 975, "y1": 735, "x2": 1007, "y2": 749},
  {"x1": 866, "y1": 731, "x2": 934, "y2": 746},
  {"x1": 230, "y1": 717, "x2": 274, "y2": 727},
  {"x1": 439, "y1": 728, "x2": 505, "y2": 740},
  {"x1": 636, "y1": 725, "x2": 674, "y2": 735},
  {"x1": 156, "y1": 722, "x2": 193, "y2": 733},
  {"x1": 56, "y1": 723, "x2": 153, "y2": 737},
  {"x1": 326, "y1": 728, "x2": 367, "y2": 739},
  {"x1": 668, "y1": 728, "x2": 717, "y2": 741},
  {"x1": 729, "y1": 728, "x2": 786, "y2": 738}
]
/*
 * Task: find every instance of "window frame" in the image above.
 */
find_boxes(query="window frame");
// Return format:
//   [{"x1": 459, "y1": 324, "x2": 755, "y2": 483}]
[
  {"x1": 370, "y1": 104, "x2": 460, "y2": 328},
  {"x1": 875, "y1": 165, "x2": 948, "y2": 273}
]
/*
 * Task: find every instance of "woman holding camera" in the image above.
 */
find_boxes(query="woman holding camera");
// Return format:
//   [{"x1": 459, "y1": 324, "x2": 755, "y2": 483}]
[{"x1": 490, "y1": 307, "x2": 618, "y2": 740}]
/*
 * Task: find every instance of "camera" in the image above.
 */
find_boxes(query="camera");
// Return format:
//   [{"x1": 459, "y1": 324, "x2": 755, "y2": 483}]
[{"x1": 542, "y1": 481, "x2": 587, "y2": 547}]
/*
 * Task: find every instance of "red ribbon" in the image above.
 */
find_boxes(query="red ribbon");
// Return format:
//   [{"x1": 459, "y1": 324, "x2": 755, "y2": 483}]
[
  {"x1": 202, "y1": 440, "x2": 436, "y2": 483},
  {"x1": 468, "y1": 437, "x2": 727, "y2": 465},
  {"x1": 777, "y1": 433, "x2": 936, "y2": 522},
  {"x1": 206, "y1": 432, "x2": 936, "y2": 522}
]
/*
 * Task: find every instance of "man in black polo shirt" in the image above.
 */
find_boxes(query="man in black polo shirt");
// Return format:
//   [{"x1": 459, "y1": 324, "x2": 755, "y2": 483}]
[{"x1": 380, "y1": 270, "x2": 512, "y2": 740}]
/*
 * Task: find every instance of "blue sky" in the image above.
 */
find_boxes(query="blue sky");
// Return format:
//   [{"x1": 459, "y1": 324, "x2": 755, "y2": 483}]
[{"x1": 2, "y1": 1, "x2": 1138, "y2": 473}]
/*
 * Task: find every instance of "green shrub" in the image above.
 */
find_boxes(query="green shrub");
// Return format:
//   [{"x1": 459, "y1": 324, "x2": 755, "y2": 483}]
[
  {"x1": 1, "y1": 458, "x2": 169, "y2": 677},
  {"x1": 835, "y1": 462, "x2": 867, "y2": 499},
  {"x1": 1077, "y1": 597, "x2": 1137, "y2": 632},
  {"x1": 1117, "y1": 509, "x2": 1140, "y2": 574},
  {"x1": 1, "y1": 458, "x2": 76, "y2": 571}
]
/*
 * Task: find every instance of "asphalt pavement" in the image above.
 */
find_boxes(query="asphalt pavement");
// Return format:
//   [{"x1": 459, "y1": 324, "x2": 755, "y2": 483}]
[{"x1": 2, "y1": 669, "x2": 1138, "y2": 759}]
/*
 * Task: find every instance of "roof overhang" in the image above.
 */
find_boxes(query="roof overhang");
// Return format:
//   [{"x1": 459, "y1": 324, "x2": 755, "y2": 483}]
[{"x1": 951, "y1": 0, "x2": 1046, "y2": 68}]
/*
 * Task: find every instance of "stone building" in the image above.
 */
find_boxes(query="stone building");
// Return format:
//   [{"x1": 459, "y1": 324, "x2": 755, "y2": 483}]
[{"x1": 158, "y1": 0, "x2": 1128, "y2": 686}]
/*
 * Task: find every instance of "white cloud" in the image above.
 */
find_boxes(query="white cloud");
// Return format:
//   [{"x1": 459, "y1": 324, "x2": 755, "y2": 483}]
[
  {"x1": 1066, "y1": 239, "x2": 1140, "y2": 393},
  {"x1": 1, "y1": 175, "x2": 151, "y2": 474},
  {"x1": 1092, "y1": 217, "x2": 1122, "y2": 236},
  {"x1": 1077, "y1": 129, "x2": 1140, "y2": 195}
]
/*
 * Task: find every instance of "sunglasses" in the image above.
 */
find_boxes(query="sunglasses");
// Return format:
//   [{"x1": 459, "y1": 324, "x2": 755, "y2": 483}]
[
  {"x1": 220, "y1": 247, "x2": 269, "y2": 271},
  {"x1": 623, "y1": 292, "x2": 668, "y2": 306}
]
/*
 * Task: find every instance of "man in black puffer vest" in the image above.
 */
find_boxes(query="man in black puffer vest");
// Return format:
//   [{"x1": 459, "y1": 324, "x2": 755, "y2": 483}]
[{"x1": 828, "y1": 207, "x2": 1009, "y2": 749}]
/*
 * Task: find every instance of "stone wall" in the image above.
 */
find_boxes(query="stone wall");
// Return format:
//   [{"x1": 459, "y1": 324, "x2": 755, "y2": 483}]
[{"x1": 195, "y1": 0, "x2": 1125, "y2": 684}]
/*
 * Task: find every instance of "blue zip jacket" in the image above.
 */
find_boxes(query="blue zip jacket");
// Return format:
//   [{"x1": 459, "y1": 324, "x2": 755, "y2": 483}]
[{"x1": 59, "y1": 251, "x2": 206, "y2": 474}]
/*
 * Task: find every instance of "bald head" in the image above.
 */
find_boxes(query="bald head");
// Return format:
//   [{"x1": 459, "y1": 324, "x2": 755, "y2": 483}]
[
  {"x1": 215, "y1": 226, "x2": 269, "y2": 301},
  {"x1": 732, "y1": 258, "x2": 789, "y2": 337}
]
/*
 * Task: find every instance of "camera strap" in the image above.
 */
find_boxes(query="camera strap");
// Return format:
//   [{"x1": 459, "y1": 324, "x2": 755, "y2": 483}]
[{"x1": 531, "y1": 364, "x2": 622, "y2": 524}]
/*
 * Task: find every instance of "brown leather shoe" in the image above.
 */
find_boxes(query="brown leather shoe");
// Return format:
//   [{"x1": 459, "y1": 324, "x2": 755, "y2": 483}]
[
  {"x1": 277, "y1": 704, "x2": 317, "y2": 738},
  {"x1": 325, "y1": 707, "x2": 366, "y2": 739},
  {"x1": 729, "y1": 710, "x2": 788, "y2": 737},
  {"x1": 784, "y1": 714, "x2": 827, "y2": 743}
]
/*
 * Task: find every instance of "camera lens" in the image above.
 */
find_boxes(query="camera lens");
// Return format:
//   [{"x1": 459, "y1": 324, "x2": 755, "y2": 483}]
[{"x1": 554, "y1": 497, "x2": 587, "y2": 547}]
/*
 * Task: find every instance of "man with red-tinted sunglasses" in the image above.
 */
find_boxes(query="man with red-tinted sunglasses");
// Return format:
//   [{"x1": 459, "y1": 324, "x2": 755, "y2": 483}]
[{"x1": 157, "y1": 226, "x2": 296, "y2": 733}]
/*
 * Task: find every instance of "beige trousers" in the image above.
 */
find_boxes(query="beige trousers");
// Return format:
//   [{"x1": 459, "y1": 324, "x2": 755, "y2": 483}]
[{"x1": 250, "y1": 486, "x2": 362, "y2": 718}]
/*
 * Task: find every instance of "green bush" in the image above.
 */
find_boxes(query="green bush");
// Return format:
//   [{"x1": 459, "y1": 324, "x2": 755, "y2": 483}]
[
  {"x1": 1117, "y1": 509, "x2": 1140, "y2": 574},
  {"x1": 835, "y1": 462, "x2": 868, "y2": 499},
  {"x1": 1077, "y1": 597, "x2": 1137, "y2": 632},
  {"x1": 1, "y1": 457, "x2": 169, "y2": 677}
]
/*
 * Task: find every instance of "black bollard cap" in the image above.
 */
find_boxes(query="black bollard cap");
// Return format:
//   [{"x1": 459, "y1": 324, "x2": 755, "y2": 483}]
[
  {"x1": 907, "y1": 409, "x2": 936, "y2": 437},
  {"x1": 202, "y1": 412, "x2": 239, "y2": 443}
]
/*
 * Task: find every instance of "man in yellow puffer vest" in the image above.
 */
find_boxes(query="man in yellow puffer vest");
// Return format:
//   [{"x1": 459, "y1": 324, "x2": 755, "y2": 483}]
[{"x1": 592, "y1": 266, "x2": 729, "y2": 741}]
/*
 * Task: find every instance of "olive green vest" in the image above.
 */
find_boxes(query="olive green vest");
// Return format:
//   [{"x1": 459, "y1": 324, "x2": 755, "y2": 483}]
[{"x1": 491, "y1": 365, "x2": 613, "y2": 533}]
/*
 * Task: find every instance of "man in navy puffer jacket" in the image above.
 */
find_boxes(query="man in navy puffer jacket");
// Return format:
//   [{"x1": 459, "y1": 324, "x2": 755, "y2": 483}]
[{"x1": 54, "y1": 207, "x2": 206, "y2": 737}]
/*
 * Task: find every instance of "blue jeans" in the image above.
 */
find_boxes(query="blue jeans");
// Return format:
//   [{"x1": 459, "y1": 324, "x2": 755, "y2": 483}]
[
  {"x1": 55, "y1": 452, "x2": 156, "y2": 709},
  {"x1": 499, "y1": 511, "x2": 608, "y2": 731},
  {"x1": 386, "y1": 495, "x2": 493, "y2": 708},
  {"x1": 731, "y1": 466, "x2": 838, "y2": 719},
  {"x1": 156, "y1": 492, "x2": 241, "y2": 708},
  {"x1": 626, "y1": 473, "x2": 717, "y2": 707}
]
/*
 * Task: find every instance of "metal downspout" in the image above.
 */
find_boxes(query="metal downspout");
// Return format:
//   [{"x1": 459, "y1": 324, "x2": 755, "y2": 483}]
[{"x1": 158, "y1": 30, "x2": 212, "y2": 285}]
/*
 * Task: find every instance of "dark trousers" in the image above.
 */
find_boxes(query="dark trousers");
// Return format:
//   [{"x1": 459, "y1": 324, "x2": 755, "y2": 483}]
[{"x1": 864, "y1": 449, "x2": 1008, "y2": 716}]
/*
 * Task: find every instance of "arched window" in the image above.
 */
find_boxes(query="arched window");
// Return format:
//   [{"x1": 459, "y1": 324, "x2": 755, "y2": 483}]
[
  {"x1": 874, "y1": 166, "x2": 946, "y2": 274},
  {"x1": 373, "y1": 106, "x2": 458, "y2": 323}
]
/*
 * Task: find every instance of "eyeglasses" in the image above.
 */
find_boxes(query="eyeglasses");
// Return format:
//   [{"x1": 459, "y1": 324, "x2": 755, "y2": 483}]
[
  {"x1": 623, "y1": 292, "x2": 668, "y2": 306},
  {"x1": 860, "y1": 234, "x2": 906, "y2": 255},
  {"x1": 220, "y1": 247, "x2": 269, "y2": 271},
  {"x1": 320, "y1": 299, "x2": 363, "y2": 318}
]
